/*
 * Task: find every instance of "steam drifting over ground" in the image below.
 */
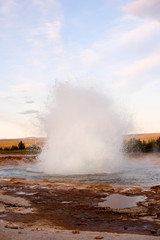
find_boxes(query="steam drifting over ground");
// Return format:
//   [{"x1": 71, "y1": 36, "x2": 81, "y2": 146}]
[{"x1": 38, "y1": 83, "x2": 127, "y2": 174}]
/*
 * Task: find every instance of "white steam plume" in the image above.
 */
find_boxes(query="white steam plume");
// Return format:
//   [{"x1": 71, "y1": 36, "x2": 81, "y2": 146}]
[{"x1": 38, "y1": 83, "x2": 127, "y2": 174}]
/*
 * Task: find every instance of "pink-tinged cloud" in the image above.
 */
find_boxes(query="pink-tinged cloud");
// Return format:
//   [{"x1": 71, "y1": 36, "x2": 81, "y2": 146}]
[{"x1": 122, "y1": 0, "x2": 160, "y2": 21}]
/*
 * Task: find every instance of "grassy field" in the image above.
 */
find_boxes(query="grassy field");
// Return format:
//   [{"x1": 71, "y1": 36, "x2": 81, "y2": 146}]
[
  {"x1": 127, "y1": 133, "x2": 160, "y2": 142},
  {"x1": 0, "y1": 137, "x2": 45, "y2": 149},
  {"x1": 0, "y1": 150, "x2": 40, "y2": 154},
  {"x1": 0, "y1": 134, "x2": 160, "y2": 154}
]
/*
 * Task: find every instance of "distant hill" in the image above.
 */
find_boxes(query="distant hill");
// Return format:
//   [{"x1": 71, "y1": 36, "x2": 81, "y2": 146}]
[{"x1": 0, "y1": 137, "x2": 45, "y2": 142}]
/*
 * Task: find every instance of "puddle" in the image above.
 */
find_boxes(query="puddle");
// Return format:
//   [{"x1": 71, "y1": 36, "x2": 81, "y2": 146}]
[
  {"x1": 98, "y1": 194, "x2": 146, "y2": 209},
  {"x1": 16, "y1": 191, "x2": 26, "y2": 195},
  {"x1": 61, "y1": 201, "x2": 72, "y2": 204},
  {"x1": 30, "y1": 185, "x2": 38, "y2": 189},
  {"x1": 16, "y1": 191, "x2": 37, "y2": 196},
  {"x1": 26, "y1": 192, "x2": 37, "y2": 196},
  {"x1": 0, "y1": 214, "x2": 7, "y2": 218},
  {"x1": 1, "y1": 187, "x2": 17, "y2": 191}
]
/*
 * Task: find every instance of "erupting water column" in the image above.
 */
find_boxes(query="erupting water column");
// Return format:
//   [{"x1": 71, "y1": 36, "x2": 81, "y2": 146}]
[{"x1": 38, "y1": 83, "x2": 126, "y2": 175}]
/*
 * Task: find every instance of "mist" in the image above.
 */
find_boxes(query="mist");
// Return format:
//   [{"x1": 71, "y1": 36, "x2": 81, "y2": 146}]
[{"x1": 37, "y1": 83, "x2": 128, "y2": 175}]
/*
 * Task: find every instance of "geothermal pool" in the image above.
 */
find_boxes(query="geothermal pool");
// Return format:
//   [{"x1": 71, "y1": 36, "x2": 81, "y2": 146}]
[{"x1": 0, "y1": 161, "x2": 160, "y2": 186}]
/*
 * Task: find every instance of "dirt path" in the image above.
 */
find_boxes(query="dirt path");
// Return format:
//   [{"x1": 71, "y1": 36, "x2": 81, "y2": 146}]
[{"x1": 0, "y1": 219, "x2": 159, "y2": 240}]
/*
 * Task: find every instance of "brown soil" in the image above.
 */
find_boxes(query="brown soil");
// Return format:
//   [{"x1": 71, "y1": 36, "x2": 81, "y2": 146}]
[{"x1": 0, "y1": 154, "x2": 37, "y2": 166}]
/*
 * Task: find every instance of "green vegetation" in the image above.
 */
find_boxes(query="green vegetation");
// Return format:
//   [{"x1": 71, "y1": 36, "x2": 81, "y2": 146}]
[
  {"x1": 124, "y1": 137, "x2": 160, "y2": 153},
  {"x1": 18, "y1": 141, "x2": 25, "y2": 150},
  {"x1": 11, "y1": 145, "x2": 19, "y2": 150},
  {"x1": 0, "y1": 141, "x2": 41, "y2": 154}
]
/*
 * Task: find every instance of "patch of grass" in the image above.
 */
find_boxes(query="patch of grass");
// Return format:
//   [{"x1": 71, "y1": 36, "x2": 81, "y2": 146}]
[{"x1": 0, "y1": 149, "x2": 40, "y2": 155}]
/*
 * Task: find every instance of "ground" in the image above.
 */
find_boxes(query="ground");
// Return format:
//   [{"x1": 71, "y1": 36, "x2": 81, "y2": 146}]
[{"x1": 0, "y1": 154, "x2": 160, "y2": 239}]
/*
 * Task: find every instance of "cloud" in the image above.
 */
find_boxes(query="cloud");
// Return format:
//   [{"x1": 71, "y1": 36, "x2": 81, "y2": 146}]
[
  {"x1": 34, "y1": 0, "x2": 59, "y2": 11},
  {"x1": 116, "y1": 53, "x2": 160, "y2": 89},
  {"x1": 0, "y1": 120, "x2": 27, "y2": 138},
  {"x1": 31, "y1": 20, "x2": 63, "y2": 43},
  {"x1": 27, "y1": 0, "x2": 64, "y2": 56},
  {"x1": 10, "y1": 81, "x2": 46, "y2": 106},
  {"x1": 124, "y1": 53, "x2": 160, "y2": 78},
  {"x1": 68, "y1": 19, "x2": 160, "y2": 80},
  {"x1": 12, "y1": 81, "x2": 44, "y2": 93},
  {"x1": 0, "y1": 91, "x2": 12, "y2": 99},
  {"x1": 122, "y1": 0, "x2": 160, "y2": 21},
  {"x1": 43, "y1": 21, "x2": 62, "y2": 42},
  {"x1": 0, "y1": 0, "x2": 17, "y2": 16},
  {"x1": 32, "y1": 59, "x2": 46, "y2": 70},
  {"x1": 92, "y1": 21, "x2": 160, "y2": 54},
  {"x1": 28, "y1": 19, "x2": 64, "y2": 54},
  {"x1": 80, "y1": 48, "x2": 100, "y2": 72},
  {"x1": 19, "y1": 110, "x2": 39, "y2": 115},
  {"x1": 26, "y1": 100, "x2": 35, "y2": 104}
]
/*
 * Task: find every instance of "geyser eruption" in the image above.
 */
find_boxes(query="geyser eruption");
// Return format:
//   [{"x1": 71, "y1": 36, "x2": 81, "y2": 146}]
[{"x1": 38, "y1": 83, "x2": 126, "y2": 174}]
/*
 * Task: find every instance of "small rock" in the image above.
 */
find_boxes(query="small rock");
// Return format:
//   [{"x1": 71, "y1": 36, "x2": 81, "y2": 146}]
[
  {"x1": 72, "y1": 230, "x2": 80, "y2": 234},
  {"x1": 141, "y1": 202, "x2": 148, "y2": 207},
  {"x1": 150, "y1": 229, "x2": 157, "y2": 234},
  {"x1": 94, "y1": 236, "x2": 104, "y2": 239},
  {"x1": 27, "y1": 224, "x2": 33, "y2": 227},
  {"x1": 5, "y1": 225, "x2": 18, "y2": 229},
  {"x1": 76, "y1": 222, "x2": 87, "y2": 225},
  {"x1": 124, "y1": 226, "x2": 128, "y2": 230}
]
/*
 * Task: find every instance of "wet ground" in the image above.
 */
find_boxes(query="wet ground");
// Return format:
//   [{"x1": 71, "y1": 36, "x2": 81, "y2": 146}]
[{"x1": 0, "y1": 154, "x2": 160, "y2": 237}]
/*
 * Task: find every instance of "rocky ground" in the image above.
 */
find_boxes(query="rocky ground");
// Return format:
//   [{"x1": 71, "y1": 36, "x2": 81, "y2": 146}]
[
  {"x1": 0, "y1": 154, "x2": 37, "y2": 166},
  {"x1": 0, "y1": 154, "x2": 160, "y2": 239}
]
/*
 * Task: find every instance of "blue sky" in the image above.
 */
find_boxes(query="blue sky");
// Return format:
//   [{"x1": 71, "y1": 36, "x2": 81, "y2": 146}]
[{"x1": 0, "y1": 0, "x2": 160, "y2": 138}]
